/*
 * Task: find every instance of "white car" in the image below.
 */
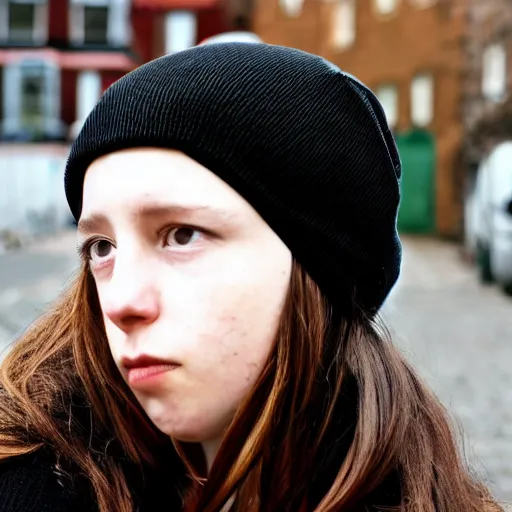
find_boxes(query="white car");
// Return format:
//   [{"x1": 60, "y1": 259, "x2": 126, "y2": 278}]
[
  {"x1": 467, "y1": 141, "x2": 512, "y2": 293},
  {"x1": 198, "y1": 32, "x2": 263, "y2": 46}
]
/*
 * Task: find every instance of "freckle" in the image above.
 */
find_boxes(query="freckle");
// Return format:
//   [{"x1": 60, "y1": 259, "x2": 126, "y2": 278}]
[{"x1": 233, "y1": 352, "x2": 238, "y2": 357}]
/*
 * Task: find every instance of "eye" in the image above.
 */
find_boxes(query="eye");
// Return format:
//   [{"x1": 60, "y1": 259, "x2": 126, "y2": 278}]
[
  {"x1": 89, "y1": 239, "x2": 114, "y2": 262},
  {"x1": 164, "y1": 227, "x2": 201, "y2": 247}
]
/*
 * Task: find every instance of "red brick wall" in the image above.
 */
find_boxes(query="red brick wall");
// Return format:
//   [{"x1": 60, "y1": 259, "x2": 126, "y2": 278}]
[
  {"x1": 132, "y1": 10, "x2": 159, "y2": 62},
  {"x1": 48, "y1": 0, "x2": 69, "y2": 44},
  {"x1": 254, "y1": 0, "x2": 323, "y2": 55},
  {"x1": 254, "y1": 0, "x2": 467, "y2": 237},
  {"x1": 132, "y1": 7, "x2": 229, "y2": 63},
  {"x1": 60, "y1": 69, "x2": 77, "y2": 128},
  {"x1": 101, "y1": 72, "x2": 124, "y2": 92},
  {"x1": 197, "y1": 8, "x2": 228, "y2": 43}
]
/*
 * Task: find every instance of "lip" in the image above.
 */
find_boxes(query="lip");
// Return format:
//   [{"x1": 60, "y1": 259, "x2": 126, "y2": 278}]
[{"x1": 122, "y1": 355, "x2": 180, "y2": 389}]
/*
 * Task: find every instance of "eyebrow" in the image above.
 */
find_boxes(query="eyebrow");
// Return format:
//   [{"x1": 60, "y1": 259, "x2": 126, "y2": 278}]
[{"x1": 77, "y1": 204, "x2": 235, "y2": 236}]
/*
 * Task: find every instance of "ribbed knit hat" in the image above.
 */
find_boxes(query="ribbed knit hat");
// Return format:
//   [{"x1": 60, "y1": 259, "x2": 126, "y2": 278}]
[{"x1": 65, "y1": 43, "x2": 402, "y2": 313}]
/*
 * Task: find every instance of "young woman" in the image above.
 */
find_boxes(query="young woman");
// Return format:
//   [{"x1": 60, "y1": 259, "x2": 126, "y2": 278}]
[{"x1": 0, "y1": 43, "x2": 503, "y2": 512}]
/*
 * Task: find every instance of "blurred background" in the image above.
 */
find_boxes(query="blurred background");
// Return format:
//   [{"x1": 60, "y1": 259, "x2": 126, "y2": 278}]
[{"x1": 0, "y1": 0, "x2": 512, "y2": 505}]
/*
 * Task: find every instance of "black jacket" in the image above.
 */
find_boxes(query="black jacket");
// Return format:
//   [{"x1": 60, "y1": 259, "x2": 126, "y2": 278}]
[
  {"x1": 0, "y1": 445, "x2": 401, "y2": 511},
  {"x1": 0, "y1": 447, "x2": 184, "y2": 512}
]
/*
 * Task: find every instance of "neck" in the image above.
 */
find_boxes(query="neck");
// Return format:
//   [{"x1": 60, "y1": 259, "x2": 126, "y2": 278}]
[
  {"x1": 202, "y1": 437, "x2": 223, "y2": 473},
  {"x1": 201, "y1": 437, "x2": 236, "y2": 511}
]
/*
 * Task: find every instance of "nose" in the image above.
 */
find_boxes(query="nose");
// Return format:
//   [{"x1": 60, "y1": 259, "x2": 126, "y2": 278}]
[{"x1": 101, "y1": 256, "x2": 160, "y2": 334}]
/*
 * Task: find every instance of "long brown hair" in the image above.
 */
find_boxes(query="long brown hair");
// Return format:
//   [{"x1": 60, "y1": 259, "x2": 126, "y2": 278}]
[{"x1": 0, "y1": 261, "x2": 503, "y2": 511}]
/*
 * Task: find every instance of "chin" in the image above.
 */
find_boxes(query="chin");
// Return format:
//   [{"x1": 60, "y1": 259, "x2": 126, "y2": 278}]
[
  {"x1": 145, "y1": 409, "x2": 217, "y2": 443},
  {"x1": 139, "y1": 397, "x2": 229, "y2": 443}
]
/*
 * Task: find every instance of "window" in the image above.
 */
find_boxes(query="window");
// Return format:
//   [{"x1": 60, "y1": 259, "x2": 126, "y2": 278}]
[
  {"x1": 375, "y1": 0, "x2": 398, "y2": 15},
  {"x1": 332, "y1": 0, "x2": 356, "y2": 50},
  {"x1": 2, "y1": 0, "x2": 48, "y2": 44},
  {"x1": 165, "y1": 11, "x2": 197, "y2": 54},
  {"x1": 280, "y1": 0, "x2": 304, "y2": 17},
  {"x1": 482, "y1": 43, "x2": 507, "y2": 102},
  {"x1": 9, "y1": 3, "x2": 35, "y2": 42},
  {"x1": 376, "y1": 84, "x2": 398, "y2": 128},
  {"x1": 1, "y1": 60, "x2": 61, "y2": 140},
  {"x1": 411, "y1": 73, "x2": 434, "y2": 127},
  {"x1": 70, "y1": 0, "x2": 130, "y2": 47},
  {"x1": 84, "y1": 5, "x2": 108, "y2": 45},
  {"x1": 20, "y1": 64, "x2": 45, "y2": 129}
]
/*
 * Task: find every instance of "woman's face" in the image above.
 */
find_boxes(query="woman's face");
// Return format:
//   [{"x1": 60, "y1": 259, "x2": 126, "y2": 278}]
[{"x1": 79, "y1": 148, "x2": 291, "y2": 450}]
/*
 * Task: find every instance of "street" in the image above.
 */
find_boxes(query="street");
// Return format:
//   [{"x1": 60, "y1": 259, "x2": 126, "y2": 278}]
[
  {"x1": 0, "y1": 231, "x2": 78, "y2": 345},
  {"x1": 0, "y1": 232, "x2": 511, "y2": 503},
  {"x1": 384, "y1": 238, "x2": 512, "y2": 503}
]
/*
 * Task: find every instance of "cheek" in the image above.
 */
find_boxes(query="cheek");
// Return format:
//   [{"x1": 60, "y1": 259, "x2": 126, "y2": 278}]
[
  {"x1": 192, "y1": 286, "x2": 284, "y2": 393},
  {"x1": 187, "y1": 250, "x2": 291, "y2": 385},
  {"x1": 211, "y1": 323, "x2": 266, "y2": 388}
]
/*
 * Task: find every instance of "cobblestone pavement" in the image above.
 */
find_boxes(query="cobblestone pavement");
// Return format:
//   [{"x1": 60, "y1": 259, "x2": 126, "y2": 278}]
[
  {"x1": 0, "y1": 230, "x2": 78, "y2": 352},
  {"x1": 383, "y1": 237, "x2": 512, "y2": 504},
  {"x1": 0, "y1": 232, "x2": 511, "y2": 505}
]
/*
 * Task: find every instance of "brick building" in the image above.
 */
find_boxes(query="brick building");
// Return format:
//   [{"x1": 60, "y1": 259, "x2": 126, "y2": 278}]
[
  {"x1": 463, "y1": 0, "x2": 512, "y2": 170},
  {"x1": 132, "y1": 0, "x2": 233, "y2": 65},
  {"x1": 0, "y1": 0, "x2": 232, "y2": 143},
  {"x1": 0, "y1": 0, "x2": 141, "y2": 142},
  {"x1": 254, "y1": 0, "x2": 467, "y2": 237},
  {"x1": 0, "y1": 0, "x2": 233, "y2": 236}
]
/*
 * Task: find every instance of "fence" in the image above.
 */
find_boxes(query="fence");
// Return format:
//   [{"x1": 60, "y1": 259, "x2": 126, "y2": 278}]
[{"x1": 0, "y1": 144, "x2": 72, "y2": 242}]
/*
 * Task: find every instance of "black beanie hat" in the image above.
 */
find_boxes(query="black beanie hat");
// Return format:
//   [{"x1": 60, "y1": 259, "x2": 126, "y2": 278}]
[{"x1": 65, "y1": 43, "x2": 402, "y2": 313}]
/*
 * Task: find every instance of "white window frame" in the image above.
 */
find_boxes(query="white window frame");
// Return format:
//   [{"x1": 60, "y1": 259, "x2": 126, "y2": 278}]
[
  {"x1": 69, "y1": 0, "x2": 131, "y2": 47},
  {"x1": 76, "y1": 70, "x2": 101, "y2": 123},
  {"x1": 0, "y1": 0, "x2": 48, "y2": 44},
  {"x1": 411, "y1": 73, "x2": 434, "y2": 127},
  {"x1": 331, "y1": 0, "x2": 356, "y2": 51},
  {"x1": 164, "y1": 10, "x2": 197, "y2": 54},
  {"x1": 2, "y1": 58, "x2": 61, "y2": 137},
  {"x1": 482, "y1": 43, "x2": 507, "y2": 102},
  {"x1": 376, "y1": 83, "x2": 399, "y2": 129},
  {"x1": 70, "y1": 69, "x2": 101, "y2": 138},
  {"x1": 374, "y1": 0, "x2": 399, "y2": 16},
  {"x1": 279, "y1": 0, "x2": 304, "y2": 18}
]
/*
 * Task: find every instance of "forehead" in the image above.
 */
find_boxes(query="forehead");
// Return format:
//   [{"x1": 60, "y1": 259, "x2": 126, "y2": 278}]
[{"x1": 81, "y1": 148, "x2": 244, "y2": 213}]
